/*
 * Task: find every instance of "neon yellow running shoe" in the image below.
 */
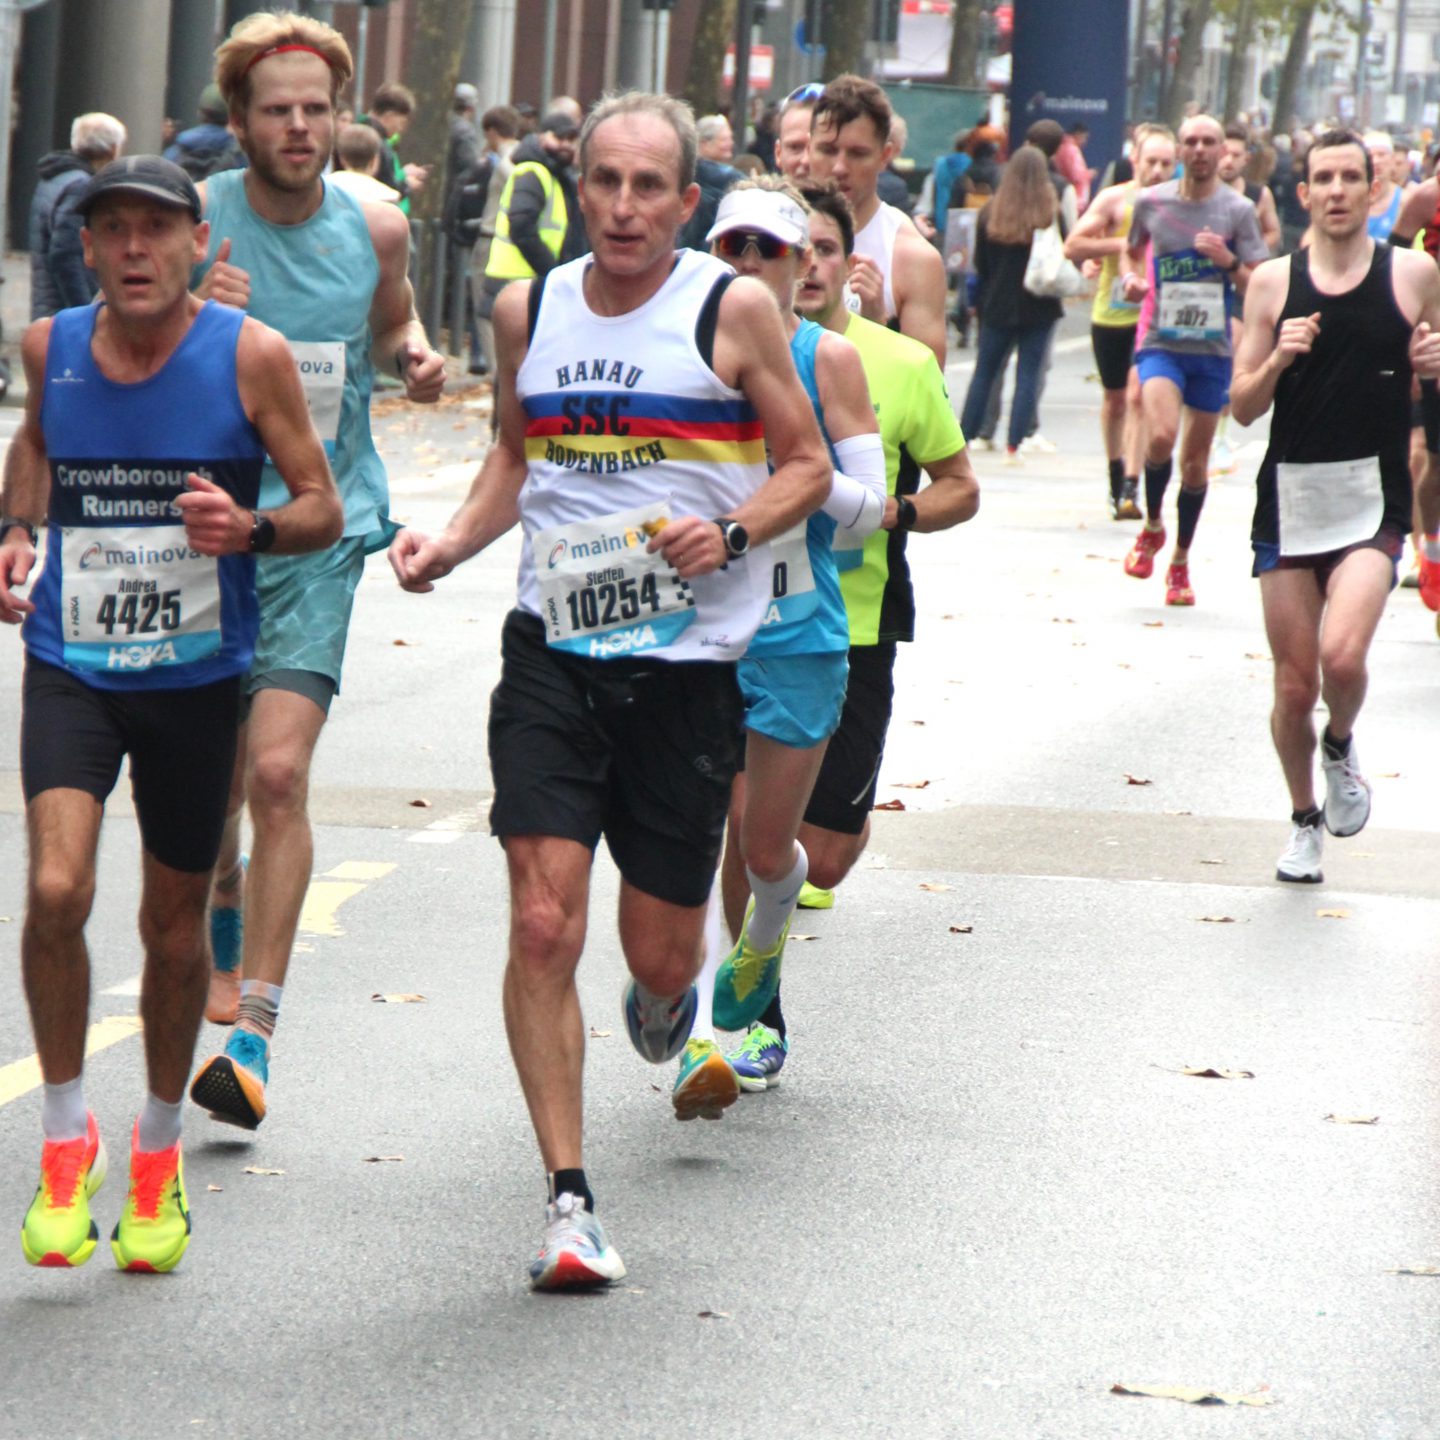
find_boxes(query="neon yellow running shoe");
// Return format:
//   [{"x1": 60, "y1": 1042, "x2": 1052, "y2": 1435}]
[
  {"x1": 111, "y1": 1123, "x2": 191, "y2": 1273},
  {"x1": 796, "y1": 881, "x2": 834, "y2": 910},
  {"x1": 713, "y1": 912, "x2": 790, "y2": 1031},
  {"x1": 21, "y1": 1112, "x2": 107, "y2": 1268}
]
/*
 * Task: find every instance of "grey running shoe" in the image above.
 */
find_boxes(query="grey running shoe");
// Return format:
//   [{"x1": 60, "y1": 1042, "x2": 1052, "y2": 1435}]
[
  {"x1": 1322, "y1": 743, "x2": 1371, "y2": 837},
  {"x1": 528, "y1": 1192, "x2": 626, "y2": 1290},
  {"x1": 1276, "y1": 820, "x2": 1324, "y2": 884},
  {"x1": 621, "y1": 979, "x2": 697, "y2": 1064}
]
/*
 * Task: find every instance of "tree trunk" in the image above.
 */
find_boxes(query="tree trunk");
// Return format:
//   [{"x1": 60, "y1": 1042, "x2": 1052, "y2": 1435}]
[
  {"x1": 1271, "y1": 0, "x2": 1316, "y2": 136},
  {"x1": 1163, "y1": 0, "x2": 1214, "y2": 126},
  {"x1": 822, "y1": 0, "x2": 870, "y2": 80},
  {"x1": 684, "y1": 0, "x2": 737, "y2": 117},
  {"x1": 1222, "y1": 0, "x2": 1255, "y2": 122},
  {"x1": 398, "y1": 0, "x2": 471, "y2": 223},
  {"x1": 946, "y1": 0, "x2": 984, "y2": 88}
]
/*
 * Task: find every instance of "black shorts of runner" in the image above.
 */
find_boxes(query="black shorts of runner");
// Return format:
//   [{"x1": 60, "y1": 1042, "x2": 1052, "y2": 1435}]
[
  {"x1": 1251, "y1": 525, "x2": 1405, "y2": 594},
  {"x1": 21, "y1": 655, "x2": 242, "y2": 873},
  {"x1": 487, "y1": 609, "x2": 744, "y2": 909},
  {"x1": 1420, "y1": 379, "x2": 1440, "y2": 454},
  {"x1": 1091, "y1": 323, "x2": 1137, "y2": 392},
  {"x1": 801, "y1": 641, "x2": 896, "y2": 836}
]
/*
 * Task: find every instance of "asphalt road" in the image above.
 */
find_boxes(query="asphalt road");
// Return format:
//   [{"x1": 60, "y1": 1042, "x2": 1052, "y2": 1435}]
[{"x1": 1, "y1": 308, "x2": 1439, "y2": 1439}]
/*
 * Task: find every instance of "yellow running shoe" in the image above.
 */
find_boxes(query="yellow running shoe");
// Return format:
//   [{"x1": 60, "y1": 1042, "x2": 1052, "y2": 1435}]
[
  {"x1": 796, "y1": 881, "x2": 834, "y2": 910},
  {"x1": 21, "y1": 1112, "x2": 107, "y2": 1268},
  {"x1": 111, "y1": 1123, "x2": 191, "y2": 1273}
]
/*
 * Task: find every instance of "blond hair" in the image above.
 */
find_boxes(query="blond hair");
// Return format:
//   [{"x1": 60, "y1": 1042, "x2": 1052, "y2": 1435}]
[
  {"x1": 215, "y1": 10, "x2": 353, "y2": 116},
  {"x1": 731, "y1": 173, "x2": 809, "y2": 210}
]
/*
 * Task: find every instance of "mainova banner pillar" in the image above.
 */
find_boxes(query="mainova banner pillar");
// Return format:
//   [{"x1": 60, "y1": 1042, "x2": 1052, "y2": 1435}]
[{"x1": 1008, "y1": 0, "x2": 1130, "y2": 174}]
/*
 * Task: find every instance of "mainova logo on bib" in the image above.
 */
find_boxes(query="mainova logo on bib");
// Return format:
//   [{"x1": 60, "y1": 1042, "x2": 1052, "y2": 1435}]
[{"x1": 545, "y1": 523, "x2": 649, "y2": 571}]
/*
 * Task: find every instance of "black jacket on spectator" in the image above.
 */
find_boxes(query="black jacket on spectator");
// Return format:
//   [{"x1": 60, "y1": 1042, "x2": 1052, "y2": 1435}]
[
  {"x1": 503, "y1": 134, "x2": 587, "y2": 275},
  {"x1": 971, "y1": 201, "x2": 1065, "y2": 329},
  {"x1": 29, "y1": 151, "x2": 95, "y2": 319},
  {"x1": 678, "y1": 157, "x2": 744, "y2": 251}
]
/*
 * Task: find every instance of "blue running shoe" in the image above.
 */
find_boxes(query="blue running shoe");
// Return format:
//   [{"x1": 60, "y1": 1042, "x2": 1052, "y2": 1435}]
[
  {"x1": 726, "y1": 1022, "x2": 788, "y2": 1092},
  {"x1": 713, "y1": 913, "x2": 790, "y2": 1032},
  {"x1": 671, "y1": 1038, "x2": 739, "y2": 1121},
  {"x1": 621, "y1": 979, "x2": 697, "y2": 1064},
  {"x1": 529, "y1": 1192, "x2": 626, "y2": 1290},
  {"x1": 189, "y1": 1028, "x2": 269, "y2": 1130}
]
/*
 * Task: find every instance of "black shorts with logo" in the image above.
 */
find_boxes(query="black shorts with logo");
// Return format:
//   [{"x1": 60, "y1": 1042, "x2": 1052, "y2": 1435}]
[
  {"x1": 21, "y1": 655, "x2": 242, "y2": 873},
  {"x1": 487, "y1": 609, "x2": 744, "y2": 908},
  {"x1": 801, "y1": 641, "x2": 896, "y2": 837}
]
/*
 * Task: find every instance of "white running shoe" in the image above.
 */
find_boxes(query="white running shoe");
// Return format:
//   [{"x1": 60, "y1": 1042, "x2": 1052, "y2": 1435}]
[
  {"x1": 970, "y1": 436, "x2": 997, "y2": 452},
  {"x1": 528, "y1": 1192, "x2": 626, "y2": 1289},
  {"x1": 1276, "y1": 820, "x2": 1324, "y2": 884},
  {"x1": 1321, "y1": 742, "x2": 1371, "y2": 837},
  {"x1": 1019, "y1": 433, "x2": 1058, "y2": 454}
]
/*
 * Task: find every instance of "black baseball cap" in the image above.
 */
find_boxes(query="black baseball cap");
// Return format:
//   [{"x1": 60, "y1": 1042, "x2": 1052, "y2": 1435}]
[
  {"x1": 80, "y1": 156, "x2": 203, "y2": 223},
  {"x1": 540, "y1": 111, "x2": 580, "y2": 139}
]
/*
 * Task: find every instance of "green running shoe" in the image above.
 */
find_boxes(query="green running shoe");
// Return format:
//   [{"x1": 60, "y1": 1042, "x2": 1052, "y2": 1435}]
[
  {"x1": 671, "y1": 1038, "x2": 739, "y2": 1121},
  {"x1": 713, "y1": 912, "x2": 790, "y2": 1032},
  {"x1": 796, "y1": 882, "x2": 834, "y2": 910}
]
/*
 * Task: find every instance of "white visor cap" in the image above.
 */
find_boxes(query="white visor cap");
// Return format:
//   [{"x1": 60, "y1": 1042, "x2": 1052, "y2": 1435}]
[{"x1": 706, "y1": 189, "x2": 810, "y2": 247}]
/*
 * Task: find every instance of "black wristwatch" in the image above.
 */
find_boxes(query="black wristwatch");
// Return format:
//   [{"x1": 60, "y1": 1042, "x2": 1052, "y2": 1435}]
[
  {"x1": 714, "y1": 518, "x2": 749, "y2": 558},
  {"x1": 1225, "y1": 254, "x2": 1241, "y2": 273},
  {"x1": 248, "y1": 511, "x2": 277, "y2": 553},
  {"x1": 895, "y1": 496, "x2": 918, "y2": 531},
  {"x1": 0, "y1": 517, "x2": 38, "y2": 547}
]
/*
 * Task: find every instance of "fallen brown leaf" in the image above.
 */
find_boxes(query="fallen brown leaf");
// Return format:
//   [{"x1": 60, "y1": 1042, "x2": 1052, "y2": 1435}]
[
  {"x1": 1316, "y1": 908, "x2": 1351, "y2": 920},
  {"x1": 362, "y1": 1155, "x2": 405, "y2": 1163},
  {"x1": 1196, "y1": 916, "x2": 1238, "y2": 924},
  {"x1": 1142, "y1": 620, "x2": 1165, "y2": 628},
  {"x1": 789, "y1": 933, "x2": 820, "y2": 941},
  {"x1": 207, "y1": 1184, "x2": 224, "y2": 1192},
  {"x1": 1163, "y1": 809, "x2": 1193, "y2": 816},
  {"x1": 1377, "y1": 771, "x2": 1400, "y2": 779},
  {"x1": 1386, "y1": 1265, "x2": 1440, "y2": 1276},
  {"x1": 1124, "y1": 774, "x2": 1152, "y2": 786},
  {"x1": 893, "y1": 780, "x2": 931, "y2": 789},
  {"x1": 1199, "y1": 858, "x2": 1224, "y2": 865},
  {"x1": 589, "y1": 1027, "x2": 612, "y2": 1038},
  {"x1": 1179, "y1": 1067, "x2": 1255, "y2": 1080},
  {"x1": 949, "y1": 925, "x2": 973, "y2": 934},
  {"x1": 918, "y1": 882, "x2": 952, "y2": 892},
  {"x1": 242, "y1": 1167, "x2": 285, "y2": 1177},
  {"x1": 392, "y1": 638, "x2": 412, "y2": 647},
  {"x1": 910, "y1": 720, "x2": 926, "y2": 726},
  {"x1": 1051, "y1": 616, "x2": 1076, "y2": 624},
  {"x1": 371, "y1": 992, "x2": 427, "y2": 1003},
  {"x1": 409, "y1": 797, "x2": 432, "y2": 809},
  {"x1": 1324, "y1": 1114, "x2": 1379, "y2": 1125},
  {"x1": 697, "y1": 1310, "x2": 731, "y2": 1320},
  {"x1": 1244, "y1": 652, "x2": 1268, "y2": 660},
  {"x1": 1111, "y1": 1383, "x2": 1273, "y2": 1407},
  {"x1": 873, "y1": 799, "x2": 906, "y2": 811}
]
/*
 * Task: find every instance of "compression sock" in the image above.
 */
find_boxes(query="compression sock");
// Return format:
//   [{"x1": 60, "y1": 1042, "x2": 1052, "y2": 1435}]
[
  {"x1": 1176, "y1": 485, "x2": 1208, "y2": 550},
  {"x1": 40, "y1": 1076, "x2": 87, "y2": 1142},
  {"x1": 758, "y1": 985, "x2": 787, "y2": 1042},
  {"x1": 1292, "y1": 805, "x2": 1324, "y2": 828},
  {"x1": 1108, "y1": 457, "x2": 1124, "y2": 501},
  {"x1": 744, "y1": 842, "x2": 808, "y2": 953},
  {"x1": 235, "y1": 979, "x2": 282, "y2": 1045},
  {"x1": 1322, "y1": 726, "x2": 1352, "y2": 759},
  {"x1": 549, "y1": 1168, "x2": 595, "y2": 1213},
  {"x1": 1144, "y1": 459, "x2": 1173, "y2": 525},
  {"x1": 136, "y1": 1093, "x2": 184, "y2": 1153},
  {"x1": 1423, "y1": 533, "x2": 1440, "y2": 562},
  {"x1": 688, "y1": 889, "x2": 723, "y2": 1045}
]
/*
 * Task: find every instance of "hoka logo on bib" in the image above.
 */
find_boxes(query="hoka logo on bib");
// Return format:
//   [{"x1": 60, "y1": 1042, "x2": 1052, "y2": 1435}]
[
  {"x1": 588, "y1": 624, "x2": 659, "y2": 657},
  {"x1": 107, "y1": 641, "x2": 179, "y2": 669}
]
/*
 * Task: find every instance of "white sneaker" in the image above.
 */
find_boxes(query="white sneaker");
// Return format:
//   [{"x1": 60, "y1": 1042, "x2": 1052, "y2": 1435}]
[
  {"x1": 1322, "y1": 742, "x2": 1371, "y2": 837},
  {"x1": 1002, "y1": 449, "x2": 1023, "y2": 467},
  {"x1": 528, "y1": 1192, "x2": 626, "y2": 1289},
  {"x1": 1209, "y1": 435, "x2": 1235, "y2": 474},
  {"x1": 1019, "y1": 433, "x2": 1058, "y2": 454},
  {"x1": 1276, "y1": 819, "x2": 1324, "y2": 884},
  {"x1": 970, "y1": 436, "x2": 997, "y2": 452}
]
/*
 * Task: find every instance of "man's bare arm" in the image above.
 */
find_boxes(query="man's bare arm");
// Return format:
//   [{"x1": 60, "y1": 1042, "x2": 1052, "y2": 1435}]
[
  {"x1": 0, "y1": 322, "x2": 53, "y2": 622},
  {"x1": 1230, "y1": 259, "x2": 1303, "y2": 425},
  {"x1": 890, "y1": 447, "x2": 979, "y2": 532},
  {"x1": 365, "y1": 200, "x2": 446, "y2": 403},
  {"x1": 1065, "y1": 187, "x2": 1126, "y2": 262},
  {"x1": 892, "y1": 224, "x2": 948, "y2": 370},
  {"x1": 1388, "y1": 178, "x2": 1437, "y2": 247}
]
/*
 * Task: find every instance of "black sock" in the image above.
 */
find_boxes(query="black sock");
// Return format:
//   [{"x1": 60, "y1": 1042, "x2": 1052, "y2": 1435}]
[
  {"x1": 549, "y1": 1168, "x2": 594, "y2": 1213},
  {"x1": 1107, "y1": 458, "x2": 1124, "y2": 499},
  {"x1": 1144, "y1": 459, "x2": 1172, "y2": 523},
  {"x1": 1123, "y1": 473, "x2": 1139, "y2": 492},
  {"x1": 1176, "y1": 485, "x2": 1207, "y2": 550},
  {"x1": 1322, "y1": 727, "x2": 1351, "y2": 759},
  {"x1": 759, "y1": 984, "x2": 786, "y2": 1041},
  {"x1": 1292, "y1": 806, "x2": 1323, "y2": 828}
]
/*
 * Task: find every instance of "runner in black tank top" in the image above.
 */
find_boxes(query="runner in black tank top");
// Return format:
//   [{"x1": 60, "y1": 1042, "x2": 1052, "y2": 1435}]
[{"x1": 1231, "y1": 129, "x2": 1440, "y2": 887}]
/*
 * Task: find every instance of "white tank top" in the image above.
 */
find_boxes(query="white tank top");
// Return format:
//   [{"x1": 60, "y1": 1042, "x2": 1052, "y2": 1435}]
[
  {"x1": 850, "y1": 200, "x2": 910, "y2": 320},
  {"x1": 514, "y1": 249, "x2": 772, "y2": 663}
]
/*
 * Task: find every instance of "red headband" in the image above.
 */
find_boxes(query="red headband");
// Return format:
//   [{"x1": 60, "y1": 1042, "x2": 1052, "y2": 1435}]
[{"x1": 243, "y1": 43, "x2": 335, "y2": 77}]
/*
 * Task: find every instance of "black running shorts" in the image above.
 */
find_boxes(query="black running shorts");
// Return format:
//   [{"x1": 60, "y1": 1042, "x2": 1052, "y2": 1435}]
[
  {"x1": 801, "y1": 641, "x2": 896, "y2": 836},
  {"x1": 487, "y1": 609, "x2": 743, "y2": 908},
  {"x1": 1091, "y1": 323, "x2": 1137, "y2": 393},
  {"x1": 21, "y1": 655, "x2": 242, "y2": 873}
]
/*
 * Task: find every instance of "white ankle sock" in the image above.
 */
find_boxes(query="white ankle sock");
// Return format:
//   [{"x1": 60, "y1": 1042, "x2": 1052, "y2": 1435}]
[
  {"x1": 688, "y1": 889, "x2": 723, "y2": 1045},
  {"x1": 1424, "y1": 534, "x2": 1440, "y2": 563},
  {"x1": 41, "y1": 1076, "x2": 87, "y2": 1142},
  {"x1": 136, "y1": 1093, "x2": 183, "y2": 1153},
  {"x1": 745, "y1": 843, "x2": 808, "y2": 953}
]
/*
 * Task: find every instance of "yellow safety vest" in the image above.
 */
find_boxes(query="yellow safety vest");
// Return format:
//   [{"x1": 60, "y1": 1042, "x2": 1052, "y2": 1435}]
[{"x1": 485, "y1": 161, "x2": 567, "y2": 280}]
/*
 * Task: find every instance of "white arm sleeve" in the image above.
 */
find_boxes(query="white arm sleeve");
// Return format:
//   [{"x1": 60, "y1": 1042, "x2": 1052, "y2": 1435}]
[{"x1": 823, "y1": 433, "x2": 887, "y2": 536}]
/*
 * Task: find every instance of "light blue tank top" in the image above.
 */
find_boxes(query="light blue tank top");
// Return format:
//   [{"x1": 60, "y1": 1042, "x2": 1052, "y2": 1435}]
[
  {"x1": 747, "y1": 319, "x2": 849, "y2": 657},
  {"x1": 200, "y1": 169, "x2": 389, "y2": 546},
  {"x1": 1367, "y1": 185, "x2": 1403, "y2": 242},
  {"x1": 26, "y1": 301, "x2": 265, "y2": 689}
]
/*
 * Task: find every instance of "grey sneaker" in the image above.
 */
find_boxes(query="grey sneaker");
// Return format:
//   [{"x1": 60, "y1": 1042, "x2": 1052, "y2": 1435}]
[
  {"x1": 528, "y1": 1192, "x2": 626, "y2": 1290},
  {"x1": 1276, "y1": 820, "x2": 1324, "y2": 884},
  {"x1": 1322, "y1": 743, "x2": 1371, "y2": 837},
  {"x1": 621, "y1": 979, "x2": 697, "y2": 1064}
]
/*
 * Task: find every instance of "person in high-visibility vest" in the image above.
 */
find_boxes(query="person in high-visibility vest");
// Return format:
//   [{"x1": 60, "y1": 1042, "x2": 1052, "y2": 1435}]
[{"x1": 481, "y1": 111, "x2": 585, "y2": 310}]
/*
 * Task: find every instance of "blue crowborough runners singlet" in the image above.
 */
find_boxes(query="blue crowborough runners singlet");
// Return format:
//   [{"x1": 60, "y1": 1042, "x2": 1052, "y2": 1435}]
[
  {"x1": 200, "y1": 169, "x2": 388, "y2": 545},
  {"x1": 25, "y1": 301, "x2": 265, "y2": 689},
  {"x1": 514, "y1": 249, "x2": 773, "y2": 662},
  {"x1": 747, "y1": 318, "x2": 848, "y2": 657}
]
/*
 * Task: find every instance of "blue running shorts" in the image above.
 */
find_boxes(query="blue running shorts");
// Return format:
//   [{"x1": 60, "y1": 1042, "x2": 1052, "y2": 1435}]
[
  {"x1": 738, "y1": 650, "x2": 849, "y2": 751},
  {"x1": 1136, "y1": 349, "x2": 1232, "y2": 415}
]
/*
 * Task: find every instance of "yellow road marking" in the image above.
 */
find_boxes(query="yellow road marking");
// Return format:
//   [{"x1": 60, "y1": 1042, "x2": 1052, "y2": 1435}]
[
  {"x1": 298, "y1": 862, "x2": 396, "y2": 938},
  {"x1": 0, "y1": 1015, "x2": 144, "y2": 1108}
]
